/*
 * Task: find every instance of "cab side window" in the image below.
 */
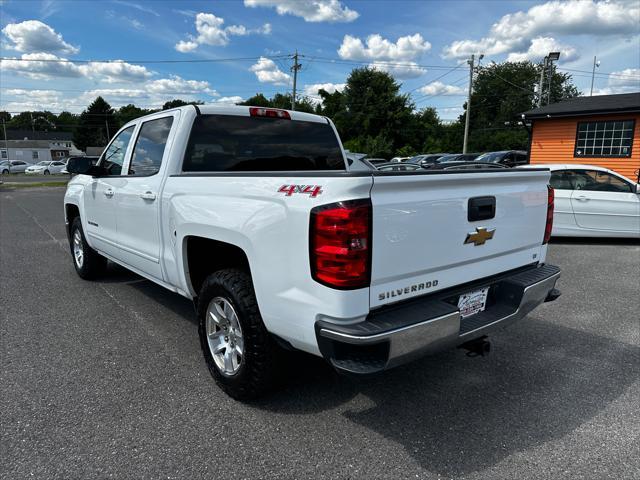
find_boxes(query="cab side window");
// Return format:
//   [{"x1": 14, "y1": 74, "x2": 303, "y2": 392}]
[
  {"x1": 568, "y1": 169, "x2": 632, "y2": 193},
  {"x1": 549, "y1": 171, "x2": 574, "y2": 190},
  {"x1": 99, "y1": 126, "x2": 135, "y2": 176},
  {"x1": 129, "y1": 117, "x2": 173, "y2": 176}
]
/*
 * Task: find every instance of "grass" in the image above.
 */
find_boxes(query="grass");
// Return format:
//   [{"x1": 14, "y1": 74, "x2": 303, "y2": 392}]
[{"x1": 0, "y1": 181, "x2": 69, "y2": 189}]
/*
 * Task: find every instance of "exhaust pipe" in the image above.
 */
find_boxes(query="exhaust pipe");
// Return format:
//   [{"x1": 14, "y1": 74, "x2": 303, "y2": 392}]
[{"x1": 459, "y1": 336, "x2": 491, "y2": 357}]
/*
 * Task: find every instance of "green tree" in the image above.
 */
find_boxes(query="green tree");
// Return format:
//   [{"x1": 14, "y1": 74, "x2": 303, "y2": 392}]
[
  {"x1": 55, "y1": 111, "x2": 78, "y2": 132},
  {"x1": 317, "y1": 68, "x2": 415, "y2": 156},
  {"x1": 239, "y1": 92, "x2": 315, "y2": 113},
  {"x1": 162, "y1": 99, "x2": 204, "y2": 110},
  {"x1": 73, "y1": 97, "x2": 117, "y2": 151},
  {"x1": 0, "y1": 111, "x2": 11, "y2": 123},
  {"x1": 460, "y1": 61, "x2": 579, "y2": 152},
  {"x1": 116, "y1": 104, "x2": 154, "y2": 127}
]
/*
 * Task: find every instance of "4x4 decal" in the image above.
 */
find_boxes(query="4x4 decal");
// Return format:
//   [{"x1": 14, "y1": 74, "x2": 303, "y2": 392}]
[{"x1": 278, "y1": 185, "x2": 323, "y2": 198}]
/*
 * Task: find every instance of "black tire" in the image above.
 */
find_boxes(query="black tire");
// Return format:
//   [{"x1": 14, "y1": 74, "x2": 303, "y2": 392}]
[
  {"x1": 1, "y1": 169, "x2": 8, "y2": 175},
  {"x1": 44, "y1": 170, "x2": 50, "y2": 175},
  {"x1": 69, "y1": 217, "x2": 107, "y2": 280},
  {"x1": 197, "y1": 269, "x2": 280, "y2": 400}
]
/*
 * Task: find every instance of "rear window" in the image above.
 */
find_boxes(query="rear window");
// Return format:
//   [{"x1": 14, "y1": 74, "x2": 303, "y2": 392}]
[{"x1": 183, "y1": 115, "x2": 345, "y2": 172}]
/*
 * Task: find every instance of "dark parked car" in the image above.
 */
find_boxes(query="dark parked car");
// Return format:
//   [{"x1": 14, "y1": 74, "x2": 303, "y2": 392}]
[
  {"x1": 437, "y1": 153, "x2": 482, "y2": 163},
  {"x1": 474, "y1": 150, "x2": 528, "y2": 167},
  {"x1": 404, "y1": 153, "x2": 448, "y2": 167}
]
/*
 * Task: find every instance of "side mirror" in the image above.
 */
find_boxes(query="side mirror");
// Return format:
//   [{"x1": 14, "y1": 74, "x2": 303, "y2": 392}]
[{"x1": 66, "y1": 157, "x2": 105, "y2": 176}]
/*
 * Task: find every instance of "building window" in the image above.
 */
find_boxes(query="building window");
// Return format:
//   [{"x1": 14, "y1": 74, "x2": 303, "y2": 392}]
[
  {"x1": 32, "y1": 151, "x2": 39, "y2": 160},
  {"x1": 1, "y1": 150, "x2": 7, "y2": 159},
  {"x1": 574, "y1": 120, "x2": 634, "y2": 158}
]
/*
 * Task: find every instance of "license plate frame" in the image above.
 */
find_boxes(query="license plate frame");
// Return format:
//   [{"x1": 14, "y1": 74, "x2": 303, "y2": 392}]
[{"x1": 457, "y1": 287, "x2": 489, "y2": 318}]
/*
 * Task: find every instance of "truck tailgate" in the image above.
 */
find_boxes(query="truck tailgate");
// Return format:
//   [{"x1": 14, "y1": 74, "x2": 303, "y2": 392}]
[{"x1": 369, "y1": 170, "x2": 550, "y2": 308}]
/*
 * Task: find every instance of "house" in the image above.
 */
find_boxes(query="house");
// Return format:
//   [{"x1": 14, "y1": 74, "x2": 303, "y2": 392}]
[
  {"x1": 0, "y1": 129, "x2": 83, "y2": 161},
  {"x1": 0, "y1": 140, "x2": 53, "y2": 163},
  {"x1": 523, "y1": 92, "x2": 640, "y2": 181}
]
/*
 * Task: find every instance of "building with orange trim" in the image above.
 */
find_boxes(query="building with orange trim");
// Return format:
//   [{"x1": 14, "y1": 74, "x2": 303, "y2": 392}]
[{"x1": 523, "y1": 93, "x2": 640, "y2": 182}]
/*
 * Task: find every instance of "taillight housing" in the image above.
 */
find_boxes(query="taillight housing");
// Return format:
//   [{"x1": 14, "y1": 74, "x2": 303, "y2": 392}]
[
  {"x1": 249, "y1": 107, "x2": 291, "y2": 119},
  {"x1": 543, "y1": 185, "x2": 554, "y2": 244},
  {"x1": 310, "y1": 199, "x2": 372, "y2": 289}
]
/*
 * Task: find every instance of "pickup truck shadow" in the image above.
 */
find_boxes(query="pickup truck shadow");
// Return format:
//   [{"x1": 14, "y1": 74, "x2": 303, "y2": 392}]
[
  {"x1": 96, "y1": 264, "x2": 638, "y2": 477},
  {"x1": 259, "y1": 318, "x2": 639, "y2": 477},
  {"x1": 550, "y1": 237, "x2": 640, "y2": 246}
]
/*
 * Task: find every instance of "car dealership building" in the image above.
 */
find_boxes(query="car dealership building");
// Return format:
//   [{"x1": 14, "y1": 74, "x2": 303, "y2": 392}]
[{"x1": 524, "y1": 92, "x2": 640, "y2": 182}]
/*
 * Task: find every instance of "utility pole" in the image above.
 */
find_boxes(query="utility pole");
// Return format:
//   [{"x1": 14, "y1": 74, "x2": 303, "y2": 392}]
[
  {"x1": 462, "y1": 54, "x2": 475, "y2": 154},
  {"x1": 590, "y1": 56, "x2": 600, "y2": 96},
  {"x1": 290, "y1": 51, "x2": 302, "y2": 111},
  {"x1": 105, "y1": 118, "x2": 110, "y2": 141},
  {"x1": 2, "y1": 118, "x2": 8, "y2": 164}
]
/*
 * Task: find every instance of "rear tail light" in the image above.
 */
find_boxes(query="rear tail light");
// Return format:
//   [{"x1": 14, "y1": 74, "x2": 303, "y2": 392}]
[
  {"x1": 310, "y1": 199, "x2": 372, "y2": 289},
  {"x1": 543, "y1": 185, "x2": 554, "y2": 244},
  {"x1": 249, "y1": 107, "x2": 291, "y2": 119}
]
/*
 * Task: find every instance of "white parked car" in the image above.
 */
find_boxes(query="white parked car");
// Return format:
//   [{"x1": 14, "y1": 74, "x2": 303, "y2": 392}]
[
  {"x1": 521, "y1": 164, "x2": 640, "y2": 238},
  {"x1": 1, "y1": 160, "x2": 32, "y2": 174},
  {"x1": 25, "y1": 160, "x2": 67, "y2": 175}
]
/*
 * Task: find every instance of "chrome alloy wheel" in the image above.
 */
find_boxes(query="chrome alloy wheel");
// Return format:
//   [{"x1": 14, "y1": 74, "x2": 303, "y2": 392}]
[
  {"x1": 206, "y1": 297, "x2": 244, "y2": 376},
  {"x1": 73, "y1": 229, "x2": 84, "y2": 268}
]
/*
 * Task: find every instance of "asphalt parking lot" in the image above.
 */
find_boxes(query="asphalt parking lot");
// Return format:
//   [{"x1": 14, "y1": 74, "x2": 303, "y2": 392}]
[{"x1": 1, "y1": 187, "x2": 639, "y2": 480}]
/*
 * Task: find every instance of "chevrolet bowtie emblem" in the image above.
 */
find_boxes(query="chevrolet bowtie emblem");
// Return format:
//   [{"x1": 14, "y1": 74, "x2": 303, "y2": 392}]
[{"x1": 464, "y1": 227, "x2": 495, "y2": 246}]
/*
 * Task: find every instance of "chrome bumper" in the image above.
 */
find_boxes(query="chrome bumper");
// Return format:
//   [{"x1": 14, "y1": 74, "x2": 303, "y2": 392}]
[{"x1": 316, "y1": 264, "x2": 561, "y2": 374}]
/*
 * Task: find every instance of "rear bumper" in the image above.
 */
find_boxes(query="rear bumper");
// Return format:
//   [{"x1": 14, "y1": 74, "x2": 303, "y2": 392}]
[{"x1": 315, "y1": 264, "x2": 560, "y2": 374}]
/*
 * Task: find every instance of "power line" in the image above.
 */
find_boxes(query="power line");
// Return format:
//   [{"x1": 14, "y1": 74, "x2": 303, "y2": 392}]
[{"x1": 0, "y1": 54, "x2": 290, "y2": 64}]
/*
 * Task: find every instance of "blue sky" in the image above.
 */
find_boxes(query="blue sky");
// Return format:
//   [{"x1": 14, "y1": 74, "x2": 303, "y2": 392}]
[{"x1": 1, "y1": 0, "x2": 639, "y2": 120}]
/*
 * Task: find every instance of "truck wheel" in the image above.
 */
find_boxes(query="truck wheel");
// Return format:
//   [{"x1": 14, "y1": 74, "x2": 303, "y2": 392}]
[
  {"x1": 197, "y1": 269, "x2": 279, "y2": 400},
  {"x1": 69, "y1": 217, "x2": 106, "y2": 279}
]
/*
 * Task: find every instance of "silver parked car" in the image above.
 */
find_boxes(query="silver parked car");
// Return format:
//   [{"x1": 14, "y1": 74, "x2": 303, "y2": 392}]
[{"x1": 1, "y1": 160, "x2": 32, "y2": 174}]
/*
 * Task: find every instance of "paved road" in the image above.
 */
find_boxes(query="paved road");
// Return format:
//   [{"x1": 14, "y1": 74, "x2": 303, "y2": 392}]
[
  {"x1": 0, "y1": 174, "x2": 69, "y2": 184},
  {"x1": 1, "y1": 187, "x2": 639, "y2": 480}
]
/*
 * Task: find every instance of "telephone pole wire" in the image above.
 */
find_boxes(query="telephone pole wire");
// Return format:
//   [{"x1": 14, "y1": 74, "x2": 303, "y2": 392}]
[
  {"x1": 291, "y1": 51, "x2": 301, "y2": 111},
  {"x1": 462, "y1": 54, "x2": 476, "y2": 154}
]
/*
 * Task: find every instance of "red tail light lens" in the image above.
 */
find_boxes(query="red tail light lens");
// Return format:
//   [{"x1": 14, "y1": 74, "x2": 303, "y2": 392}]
[
  {"x1": 310, "y1": 199, "x2": 372, "y2": 289},
  {"x1": 543, "y1": 185, "x2": 554, "y2": 244},
  {"x1": 249, "y1": 107, "x2": 291, "y2": 119}
]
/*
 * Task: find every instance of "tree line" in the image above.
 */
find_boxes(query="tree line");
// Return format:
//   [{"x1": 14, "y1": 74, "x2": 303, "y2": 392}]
[{"x1": 0, "y1": 61, "x2": 579, "y2": 155}]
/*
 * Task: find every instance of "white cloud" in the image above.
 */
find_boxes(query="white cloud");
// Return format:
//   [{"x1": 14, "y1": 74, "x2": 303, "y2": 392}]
[
  {"x1": 594, "y1": 68, "x2": 640, "y2": 95},
  {"x1": 249, "y1": 57, "x2": 291, "y2": 85},
  {"x1": 337, "y1": 33, "x2": 431, "y2": 78},
  {"x1": 175, "y1": 12, "x2": 270, "y2": 52},
  {"x1": 80, "y1": 60, "x2": 152, "y2": 83},
  {"x1": 244, "y1": 0, "x2": 358, "y2": 23},
  {"x1": 2, "y1": 20, "x2": 79, "y2": 54},
  {"x1": 0, "y1": 52, "x2": 83, "y2": 79},
  {"x1": 302, "y1": 82, "x2": 345, "y2": 104},
  {"x1": 214, "y1": 96, "x2": 244, "y2": 104},
  {"x1": 304, "y1": 82, "x2": 345, "y2": 96},
  {"x1": 418, "y1": 81, "x2": 466, "y2": 96},
  {"x1": 175, "y1": 40, "x2": 198, "y2": 53},
  {"x1": 442, "y1": 0, "x2": 638, "y2": 61},
  {"x1": 506, "y1": 37, "x2": 579, "y2": 63},
  {"x1": 145, "y1": 75, "x2": 218, "y2": 95}
]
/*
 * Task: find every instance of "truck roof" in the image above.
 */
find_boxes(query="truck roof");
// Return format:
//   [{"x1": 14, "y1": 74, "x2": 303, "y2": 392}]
[{"x1": 169, "y1": 104, "x2": 329, "y2": 124}]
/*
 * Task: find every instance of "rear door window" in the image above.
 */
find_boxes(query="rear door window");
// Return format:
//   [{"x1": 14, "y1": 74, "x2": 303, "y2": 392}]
[
  {"x1": 183, "y1": 115, "x2": 345, "y2": 172},
  {"x1": 129, "y1": 117, "x2": 174, "y2": 176}
]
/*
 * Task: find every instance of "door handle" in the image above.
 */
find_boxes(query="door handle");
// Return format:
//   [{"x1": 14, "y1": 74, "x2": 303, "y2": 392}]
[
  {"x1": 104, "y1": 189, "x2": 114, "y2": 198},
  {"x1": 140, "y1": 191, "x2": 156, "y2": 201},
  {"x1": 576, "y1": 195, "x2": 589, "y2": 202}
]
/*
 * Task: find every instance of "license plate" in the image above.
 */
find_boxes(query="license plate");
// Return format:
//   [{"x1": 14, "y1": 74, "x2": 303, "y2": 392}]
[{"x1": 458, "y1": 287, "x2": 489, "y2": 318}]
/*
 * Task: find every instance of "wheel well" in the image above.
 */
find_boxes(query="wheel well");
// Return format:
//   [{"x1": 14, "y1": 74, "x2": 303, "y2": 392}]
[
  {"x1": 65, "y1": 204, "x2": 80, "y2": 235},
  {"x1": 186, "y1": 236, "x2": 250, "y2": 295}
]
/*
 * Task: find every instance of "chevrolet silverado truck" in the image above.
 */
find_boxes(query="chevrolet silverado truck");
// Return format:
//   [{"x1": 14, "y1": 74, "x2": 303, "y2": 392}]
[{"x1": 64, "y1": 105, "x2": 561, "y2": 400}]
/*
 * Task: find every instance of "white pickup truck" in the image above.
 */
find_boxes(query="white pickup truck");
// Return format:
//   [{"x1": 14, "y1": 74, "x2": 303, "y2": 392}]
[{"x1": 64, "y1": 105, "x2": 561, "y2": 399}]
